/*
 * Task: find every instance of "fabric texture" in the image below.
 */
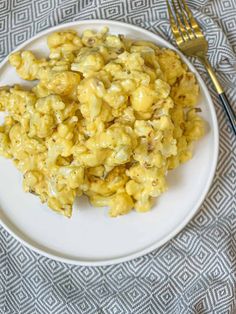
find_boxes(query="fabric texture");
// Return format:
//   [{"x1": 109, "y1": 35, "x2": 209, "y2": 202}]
[{"x1": 0, "y1": 0, "x2": 235, "y2": 313}]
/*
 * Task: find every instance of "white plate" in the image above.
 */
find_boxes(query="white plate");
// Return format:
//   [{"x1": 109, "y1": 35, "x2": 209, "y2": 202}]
[{"x1": 0, "y1": 20, "x2": 218, "y2": 266}]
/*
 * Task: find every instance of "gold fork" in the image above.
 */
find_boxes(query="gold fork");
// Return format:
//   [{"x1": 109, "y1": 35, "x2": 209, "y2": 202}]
[{"x1": 166, "y1": 0, "x2": 236, "y2": 135}]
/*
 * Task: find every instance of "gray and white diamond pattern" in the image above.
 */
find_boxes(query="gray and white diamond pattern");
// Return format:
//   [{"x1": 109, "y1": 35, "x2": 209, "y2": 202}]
[{"x1": 0, "y1": 0, "x2": 235, "y2": 313}]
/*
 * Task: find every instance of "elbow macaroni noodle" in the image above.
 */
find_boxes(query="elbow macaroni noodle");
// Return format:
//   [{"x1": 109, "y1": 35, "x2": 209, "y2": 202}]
[{"x1": 0, "y1": 28, "x2": 205, "y2": 217}]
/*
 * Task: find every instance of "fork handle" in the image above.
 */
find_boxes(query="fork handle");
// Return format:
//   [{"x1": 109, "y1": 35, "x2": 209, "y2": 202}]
[
  {"x1": 218, "y1": 93, "x2": 236, "y2": 135},
  {"x1": 202, "y1": 58, "x2": 236, "y2": 135}
]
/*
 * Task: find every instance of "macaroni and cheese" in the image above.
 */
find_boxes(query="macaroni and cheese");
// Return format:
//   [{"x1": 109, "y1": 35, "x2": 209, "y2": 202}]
[{"x1": 0, "y1": 28, "x2": 205, "y2": 217}]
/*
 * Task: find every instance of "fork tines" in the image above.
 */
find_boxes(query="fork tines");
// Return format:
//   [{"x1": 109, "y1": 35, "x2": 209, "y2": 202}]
[{"x1": 166, "y1": 0, "x2": 204, "y2": 43}]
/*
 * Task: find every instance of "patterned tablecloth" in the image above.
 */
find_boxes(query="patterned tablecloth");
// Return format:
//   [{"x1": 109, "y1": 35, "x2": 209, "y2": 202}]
[{"x1": 0, "y1": 0, "x2": 235, "y2": 313}]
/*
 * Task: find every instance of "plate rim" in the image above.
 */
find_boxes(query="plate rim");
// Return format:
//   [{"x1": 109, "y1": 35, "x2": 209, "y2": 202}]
[{"x1": 0, "y1": 19, "x2": 219, "y2": 266}]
